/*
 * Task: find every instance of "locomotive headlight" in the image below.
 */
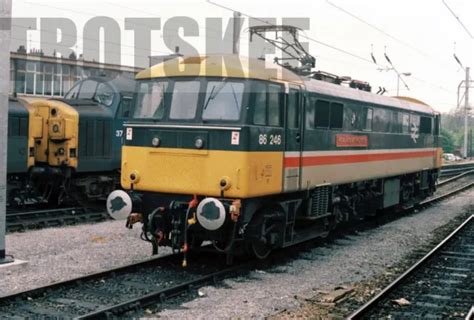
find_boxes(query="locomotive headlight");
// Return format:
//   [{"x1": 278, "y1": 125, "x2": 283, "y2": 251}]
[
  {"x1": 195, "y1": 138, "x2": 204, "y2": 149},
  {"x1": 196, "y1": 198, "x2": 226, "y2": 231},
  {"x1": 219, "y1": 176, "x2": 232, "y2": 191},
  {"x1": 129, "y1": 171, "x2": 140, "y2": 183},
  {"x1": 151, "y1": 137, "x2": 161, "y2": 147},
  {"x1": 52, "y1": 124, "x2": 60, "y2": 133}
]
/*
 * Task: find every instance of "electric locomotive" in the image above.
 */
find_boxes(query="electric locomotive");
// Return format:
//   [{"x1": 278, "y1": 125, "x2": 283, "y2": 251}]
[
  {"x1": 110, "y1": 55, "x2": 442, "y2": 263},
  {"x1": 10, "y1": 76, "x2": 136, "y2": 206}
]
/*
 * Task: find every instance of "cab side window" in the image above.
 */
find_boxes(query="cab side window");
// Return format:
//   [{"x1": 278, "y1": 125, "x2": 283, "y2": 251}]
[
  {"x1": 252, "y1": 82, "x2": 282, "y2": 127},
  {"x1": 268, "y1": 84, "x2": 282, "y2": 126},
  {"x1": 287, "y1": 89, "x2": 299, "y2": 129},
  {"x1": 253, "y1": 82, "x2": 267, "y2": 125},
  {"x1": 118, "y1": 97, "x2": 133, "y2": 118}
]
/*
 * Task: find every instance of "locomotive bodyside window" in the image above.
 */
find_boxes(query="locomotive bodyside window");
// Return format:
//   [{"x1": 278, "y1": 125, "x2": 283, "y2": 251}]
[
  {"x1": 391, "y1": 111, "x2": 401, "y2": 133},
  {"x1": 410, "y1": 114, "x2": 420, "y2": 132},
  {"x1": 373, "y1": 108, "x2": 389, "y2": 132},
  {"x1": 330, "y1": 102, "x2": 343, "y2": 129},
  {"x1": 420, "y1": 116, "x2": 432, "y2": 134},
  {"x1": 402, "y1": 113, "x2": 410, "y2": 133},
  {"x1": 305, "y1": 95, "x2": 316, "y2": 129},
  {"x1": 268, "y1": 84, "x2": 282, "y2": 127},
  {"x1": 363, "y1": 107, "x2": 373, "y2": 131},
  {"x1": 314, "y1": 100, "x2": 330, "y2": 128},
  {"x1": 343, "y1": 105, "x2": 357, "y2": 130},
  {"x1": 169, "y1": 81, "x2": 201, "y2": 120}
]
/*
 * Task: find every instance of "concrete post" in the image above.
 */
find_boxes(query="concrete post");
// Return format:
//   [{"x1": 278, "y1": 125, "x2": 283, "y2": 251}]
[
  {"x1": 463, "y1": 67, "x2": 470, "y2": 158},
  {"x1": 0, "y1": 0, "x2": 12, "y2": 264}
]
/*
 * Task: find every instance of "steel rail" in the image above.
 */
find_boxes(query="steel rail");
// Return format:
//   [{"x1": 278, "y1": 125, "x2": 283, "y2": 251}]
[
  {"x1": 76, "y1": 261, "x2": 255, "y2": 319},
  {"x1": 6, "y1": 207, "x2": 109, "y2": 232},
  {"x1": 347, "y1": 214, "x2": 473, "y2": 319},
  {"x1": 0, "y1": 252, "x2": 182, "y2": 302}
]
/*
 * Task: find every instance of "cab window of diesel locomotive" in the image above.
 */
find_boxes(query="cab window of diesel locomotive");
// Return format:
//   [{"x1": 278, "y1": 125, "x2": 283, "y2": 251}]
[
  {"x1": 78, "y1": 80, "x2": 98, "y2": 100},
  {"x1": 133, "y1": 81, "x2": 168, "y2": 119},
  {"x1": 94, "y1": 82, "x2": 114, "y2": 106},
  {"x1": 118, "y1": 97, "x2": 133, "y2": 118},
  {"x1": 202, "y1": 80, "x2": 244, "y2": 121},
  {"x1": 169, "y1": 81, "x2": 200, "y2": 120},
  {"x1": 65, "y1": 82, "x2": 80, "y2": 99}
]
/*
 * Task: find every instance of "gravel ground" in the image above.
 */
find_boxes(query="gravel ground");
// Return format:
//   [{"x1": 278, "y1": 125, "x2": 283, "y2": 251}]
[
  {"x1": 155, "y1": 189, "x2": 473, "y2": 319},
  {"x1": 0, "y1": 220, "x2": 171, "y2": 296}
]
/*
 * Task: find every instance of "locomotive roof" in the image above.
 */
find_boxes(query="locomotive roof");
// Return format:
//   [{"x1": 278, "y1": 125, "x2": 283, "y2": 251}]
[
  {"x1": 136, "y1": 54, "x2": 304, "y2": 84},
  {"x1": 89, "y1": 76, "x2": 136, "y2": 94},
  {"x1": 137, "y1": 54, "x2": 436, "y2": 116},
  {"x1": 304, "y1": 78, "x2": 437, "y2": 115}
]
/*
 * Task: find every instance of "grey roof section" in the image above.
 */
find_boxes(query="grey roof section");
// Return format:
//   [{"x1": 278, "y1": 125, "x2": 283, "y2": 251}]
[{"x1": 304, "y1": 78, "x2": 437, "y2": 115}]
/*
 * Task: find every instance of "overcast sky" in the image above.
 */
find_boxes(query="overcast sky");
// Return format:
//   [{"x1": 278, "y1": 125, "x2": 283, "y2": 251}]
[{"x1": 12, "y1": 0, "x2": 474, "y2": 113}]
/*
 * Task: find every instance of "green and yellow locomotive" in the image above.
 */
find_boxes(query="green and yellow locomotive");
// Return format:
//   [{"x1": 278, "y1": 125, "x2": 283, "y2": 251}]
[{"x1": 111, "y1": 55, "x2": 442, "y2": 263}]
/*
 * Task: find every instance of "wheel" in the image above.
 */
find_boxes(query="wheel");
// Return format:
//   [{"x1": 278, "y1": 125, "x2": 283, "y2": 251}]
[{"x1": 247, "y1": 208, "x2": 282, "y2": 260}]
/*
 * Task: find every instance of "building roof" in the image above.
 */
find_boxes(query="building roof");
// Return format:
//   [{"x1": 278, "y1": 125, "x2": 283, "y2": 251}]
[{"x1": 11, "y1": 52, "x2": 142, "y2": 73}]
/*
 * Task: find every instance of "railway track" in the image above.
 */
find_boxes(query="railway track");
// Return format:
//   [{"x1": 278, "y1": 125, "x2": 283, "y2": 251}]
[
  {"x1": 1, "y1": 173, "x2": 473, "y2": 318},
  {"x1": 440, "y1": 162, "x2": 474, "y2": 178},
  {"x1": 348, "y1": 214, "x2": 473, "y2": 319},
  {"x1": 6, "y1": 207, "x2": 110, "y2": 233},
  {"x1": 0, "y1": 248, "x2": 253, "y2": 318}
]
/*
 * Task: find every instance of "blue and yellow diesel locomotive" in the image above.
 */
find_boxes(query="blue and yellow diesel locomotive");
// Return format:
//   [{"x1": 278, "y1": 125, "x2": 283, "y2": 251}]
[
  {"x1": 111, "y1": 55, "x2": 442, "y2": 262},
  {"x1": 7, "y1": 76, "x2": 135, "y2": 206}
]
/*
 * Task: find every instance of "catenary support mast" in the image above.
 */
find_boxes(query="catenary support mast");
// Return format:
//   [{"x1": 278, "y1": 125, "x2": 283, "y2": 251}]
[{"x1": 0, "y1": 0, "x2": 12, "y2": 264}]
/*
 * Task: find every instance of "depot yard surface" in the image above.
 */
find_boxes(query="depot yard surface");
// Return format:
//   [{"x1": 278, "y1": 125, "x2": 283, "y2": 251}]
[
  {"x1": 0, "y1": 221, "x2": 168, "y2": 296},
  {"x1": 0, "y1": 190, "x2": 472, "y2": 319}
]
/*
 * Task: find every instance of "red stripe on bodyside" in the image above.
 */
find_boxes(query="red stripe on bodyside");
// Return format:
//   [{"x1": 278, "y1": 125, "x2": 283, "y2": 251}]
[{"x1": 284, "y1": 150, "x2": 436, "y2": 168}]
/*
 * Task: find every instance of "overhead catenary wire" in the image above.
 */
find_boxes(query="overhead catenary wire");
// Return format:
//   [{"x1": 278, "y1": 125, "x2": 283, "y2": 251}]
[
  {"x1": 442, "y1": 0, "x2": 474, "y2": 39},
  {"x1": 206, "y1": 0, "x2": 377, "y2": 66}
]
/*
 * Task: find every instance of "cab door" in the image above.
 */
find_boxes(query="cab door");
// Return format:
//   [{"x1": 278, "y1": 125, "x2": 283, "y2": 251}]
[{"x1": 283, "y1": 85, "x2": 303, "y2": 192}]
